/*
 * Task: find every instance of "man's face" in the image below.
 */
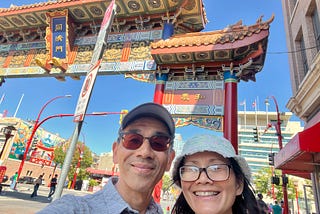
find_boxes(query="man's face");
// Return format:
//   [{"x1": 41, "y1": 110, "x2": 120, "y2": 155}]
[{"x1": 113, "y1": 117, "x2": 175, "y2": 195}]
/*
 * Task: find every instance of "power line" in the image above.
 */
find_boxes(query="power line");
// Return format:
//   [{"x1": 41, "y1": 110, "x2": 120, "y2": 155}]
[{"x1": 267, "y1": 44, "x2": 320, "y2": 54}]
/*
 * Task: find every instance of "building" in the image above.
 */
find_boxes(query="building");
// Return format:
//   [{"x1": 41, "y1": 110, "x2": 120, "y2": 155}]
[
  {"x1": 0, "y1": 117, "x2": 67, "y2": 185},
  {"x1": 238, "y1": 110, "x2": 302, "y2": 175},
  {"x1": 278, "y1": 1, "x2": 320, "y2": 212}
]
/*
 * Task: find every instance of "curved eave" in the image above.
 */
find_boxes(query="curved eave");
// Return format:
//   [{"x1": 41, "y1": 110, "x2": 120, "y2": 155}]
[
  {"x1": 151, "y1": 15, "x2": 274, "y2": 82},
  {"x1": 151, "y1": 31, "x2": 269, "y2": 82}
]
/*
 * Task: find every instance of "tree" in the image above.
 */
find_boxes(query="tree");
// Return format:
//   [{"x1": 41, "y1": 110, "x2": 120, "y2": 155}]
[
  {"x1": 253, "y1": 166, "x2": 306, "y2": 201},
  {"x1": 161, "y1": 173, "x2": 172, "y2": 195},
  {"x1": 52, "y1": 141, "x2": 93, "y2": 182},
  {"x1": 68, "y1": 142, "x2": 93, "y2": 181},
  {"x1": 51, "y1": 146, "x2": 66, "y2": 177}
]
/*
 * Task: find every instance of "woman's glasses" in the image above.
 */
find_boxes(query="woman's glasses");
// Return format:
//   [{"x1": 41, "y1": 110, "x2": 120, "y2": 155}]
[
  {"x1": 119, "y1": 132, "x2": 172, "y2": 152},
  {"x1": 180, "y1": 164, "x2": 231, "y2": 182}
]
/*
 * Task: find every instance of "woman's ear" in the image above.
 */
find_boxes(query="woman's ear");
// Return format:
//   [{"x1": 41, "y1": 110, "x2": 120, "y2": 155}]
[{"x1": 235, "y1": 178, "x2": 244, "y2": 196}]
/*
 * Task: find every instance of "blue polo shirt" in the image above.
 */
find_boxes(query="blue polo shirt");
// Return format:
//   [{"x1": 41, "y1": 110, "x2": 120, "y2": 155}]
[{"x1": 37, "y1": 177, "x2": 163, "y2": 214}]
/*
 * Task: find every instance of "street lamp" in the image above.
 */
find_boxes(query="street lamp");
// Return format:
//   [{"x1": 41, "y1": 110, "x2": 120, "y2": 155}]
[
  {"x1": 265, "y1": 96, "x2": 289, "y2": 214},
  {"x1": 0, "y1": 125, "x2": 16, "y2": 160},
  {"x1": 15, "y1": 95, "x2": 71, "y2": 185},
  {"x1": 13, "y1": 111, "x2": 122, "y2": 188}
]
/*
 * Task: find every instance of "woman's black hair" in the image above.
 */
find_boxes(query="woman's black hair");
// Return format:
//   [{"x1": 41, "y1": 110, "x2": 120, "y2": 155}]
[{"x1": 171, "y1": 157, "x2": 260, "y2": 214}]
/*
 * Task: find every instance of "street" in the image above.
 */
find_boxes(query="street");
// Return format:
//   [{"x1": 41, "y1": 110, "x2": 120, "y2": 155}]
[
  {"x1": 0, "y1": 183, "x2": 176, "y2": 214},
  {"x1": 0, "y1": 183, "x2": 89, "y2": 214}
]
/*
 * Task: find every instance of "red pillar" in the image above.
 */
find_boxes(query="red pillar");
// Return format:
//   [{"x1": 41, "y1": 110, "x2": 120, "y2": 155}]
[
  {"x1": 152, "y1": 21, "x2": 173, "y2": 204},
  {"x1": 223, "y1": 71, "x2": 238, "y2": 154},
  {"x1": 152, "y1": 73, "x2": 168, "y2": 203},
  {"x1": 153, "y1": 73, "x2": 168, "y2": 104}
]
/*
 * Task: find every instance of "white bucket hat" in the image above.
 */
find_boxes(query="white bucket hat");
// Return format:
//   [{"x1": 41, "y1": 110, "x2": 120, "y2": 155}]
[{"x1": 172, "y1": 134, "x2": 251, "y2": 186}]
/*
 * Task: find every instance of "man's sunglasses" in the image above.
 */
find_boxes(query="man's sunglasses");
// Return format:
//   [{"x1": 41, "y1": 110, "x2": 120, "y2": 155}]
[{"x1": 119, "y1": 132, "x2": 172, "y2": 152}]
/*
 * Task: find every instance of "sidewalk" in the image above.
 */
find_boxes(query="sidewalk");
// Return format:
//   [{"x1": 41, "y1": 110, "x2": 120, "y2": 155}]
[
  {"x1": 0, "y1": 184, "x2": 90, "y2": 214},
  {"x1": 0, "y1": 184, "x2": 175, "y2": 213}
]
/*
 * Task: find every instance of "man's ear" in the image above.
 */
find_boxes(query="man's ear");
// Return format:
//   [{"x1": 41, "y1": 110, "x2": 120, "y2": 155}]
[
  {"x1": 112, "y1": 141, "x2": 119, "y2": 164},
  {"x1": 165, "y1": 149, "x2": 175, "y2": 171}
]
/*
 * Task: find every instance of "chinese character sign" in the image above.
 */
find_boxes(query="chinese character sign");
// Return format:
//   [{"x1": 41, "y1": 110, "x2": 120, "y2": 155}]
[{"x1": 52, "y1": 17, "x2": 67, "y2": 59}]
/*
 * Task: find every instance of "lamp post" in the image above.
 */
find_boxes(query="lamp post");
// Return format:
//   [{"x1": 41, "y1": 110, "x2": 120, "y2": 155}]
[
  {"x1": 265, "y1": 96, "x2": 289, "y2": 214},
  {"x1": 13, "y1": 111, "x2": 122, "y2": 188},
  {"x1": 0, "y1": 125, "x2": 16, "y2": 161},
  {"x1": 15, "y1": 95, "x2": 71, "y2": 184}
]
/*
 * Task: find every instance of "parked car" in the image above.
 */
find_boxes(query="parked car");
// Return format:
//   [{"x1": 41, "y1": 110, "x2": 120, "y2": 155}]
[{"x1": 18, "y1": 176, "x2": 35, "y2": 184}]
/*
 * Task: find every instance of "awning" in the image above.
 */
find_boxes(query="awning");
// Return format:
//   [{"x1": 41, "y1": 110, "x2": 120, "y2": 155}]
[
  {"x1": 86, "y1": 168, "x2": 119, "y2": 176},
  {"x1": 274, "y1": 122, "x2": 320, "y2": 178}
]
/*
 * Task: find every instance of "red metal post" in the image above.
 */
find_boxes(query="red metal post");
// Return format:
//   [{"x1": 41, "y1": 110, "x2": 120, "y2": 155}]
[
  {"x1": 71, "y1": 144, "x2": 84, "y2": 189},
  {"x1": 271, "y1": 167, "x2": 276, "y2": 200},
  {"x1": 269, "y1": 95, "x2": 289, "y2": 214},
  {"x1": 223, "y1": 71, "x2": 238, "y2": 153},
  {"x1": 152, "y1": 73, "x2": 168, "y2": 203},
  {"x1": 15, "y1": 95, "x2": 71, "y2": 186}
]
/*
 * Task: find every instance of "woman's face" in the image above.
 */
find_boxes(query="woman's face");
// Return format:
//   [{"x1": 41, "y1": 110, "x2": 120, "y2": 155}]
[{"x1": 180, "y1": 151, "x2": 244, "y2": 214}]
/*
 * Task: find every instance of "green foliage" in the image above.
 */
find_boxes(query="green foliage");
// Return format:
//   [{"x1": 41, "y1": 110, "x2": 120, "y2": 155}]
[
  {"x1": 53, "y1": 141, "x2": 93, "y2": 181},
  {"x1": 162, "y1": 174, "x2": 172, "y2": 194},
  {"x1": 53, "y1": 146, "x2": 66, "y2": 167},
  {"x1": 69, "y1": 142, "x2": 93, "y2": 181},
  {"x1": 89, "y1": 179, "x2": 99, "y2": 187},
  {"x1": 253, "y1": 167, "x2": 308, "y2": 201}
]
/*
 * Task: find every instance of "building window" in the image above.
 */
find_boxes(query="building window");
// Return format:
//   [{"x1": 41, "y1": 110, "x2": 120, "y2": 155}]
[
  {"x1": 300, "y1": 36, "x2": 309, "y2": 75},
  {"x1": 312, "y1": 9, "x2": 320, "y2": 51}
]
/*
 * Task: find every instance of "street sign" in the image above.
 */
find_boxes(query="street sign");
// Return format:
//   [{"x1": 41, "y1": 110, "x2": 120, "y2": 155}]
[{"x1": 74, "y1": 0, "x2": 116, "y2": 122}]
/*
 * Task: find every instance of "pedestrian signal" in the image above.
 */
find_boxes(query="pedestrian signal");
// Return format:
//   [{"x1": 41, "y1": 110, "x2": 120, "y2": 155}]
[{"x1": 271, "y1": 176, "x2": 280, "y2": 185}]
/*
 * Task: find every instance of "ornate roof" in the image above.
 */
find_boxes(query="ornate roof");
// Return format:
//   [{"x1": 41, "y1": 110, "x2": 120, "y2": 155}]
[
  {"x1": 151, "y1": 15, "x2": 274, "y2": 82},
  {"x1": 0, "y1": 0, "x2": 207, "y2": 44}
]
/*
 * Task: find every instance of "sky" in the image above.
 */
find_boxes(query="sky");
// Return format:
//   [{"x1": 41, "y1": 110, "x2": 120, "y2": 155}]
[{"x1": 0, "y1": 0, "x2": 296, "y2": 154}]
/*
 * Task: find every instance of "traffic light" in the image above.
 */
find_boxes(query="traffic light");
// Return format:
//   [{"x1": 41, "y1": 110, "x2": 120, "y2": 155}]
[
  {"x1": 0, "y1": 77, "x2": 5, "y2": 86},
  {"x1": 268, "y1": 152, "x2": 275, "y2": 166},
  {"x1": 282, "y1": 175, "x2": 288, "y2": 185},
  {"x1": 271, "y1": 176, "x2": 280, "y2": 185},
  {"x1": 253, "y1": 126, "x2": 259, "y2": 142}
]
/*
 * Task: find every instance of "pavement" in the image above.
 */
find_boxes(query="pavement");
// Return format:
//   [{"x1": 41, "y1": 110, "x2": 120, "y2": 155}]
[
  {"x1": 0, "y1": 183, "x2": 89, "y2": 214},
  {"x1": 0, "y1": 183, "x2": 175, "y2": 214}
]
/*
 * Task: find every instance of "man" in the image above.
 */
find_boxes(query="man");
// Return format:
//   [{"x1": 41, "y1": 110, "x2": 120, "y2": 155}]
[
  {"x1": 272, "y1": 200, "x2": 282, "y2": 214},
  {"x1": 48, "y1": 174, "x2": 58, "y2": 200},
  {"x1": 257, "y1": 193, "x2": 269, "y2": 214},
  {"x1": 31, "y1": 174, "x2": 43, "y2": 198},
  {"x1": 37, "y1": 102, "x2": 176, "y2": 214},
  {"x1": 10, "y1": 172, "x2": 18, "y2": 190}
]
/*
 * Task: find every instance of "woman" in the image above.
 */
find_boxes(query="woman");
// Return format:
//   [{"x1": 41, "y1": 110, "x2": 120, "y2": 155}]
[{"x1": 171, "y1": 134, "x2": 259, "y2": 214}]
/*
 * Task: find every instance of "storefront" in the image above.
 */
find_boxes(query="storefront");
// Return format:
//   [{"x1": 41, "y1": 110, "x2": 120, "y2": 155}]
[{"x1": 274, "y1": 122, "x2": 320, "y2": 212}]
